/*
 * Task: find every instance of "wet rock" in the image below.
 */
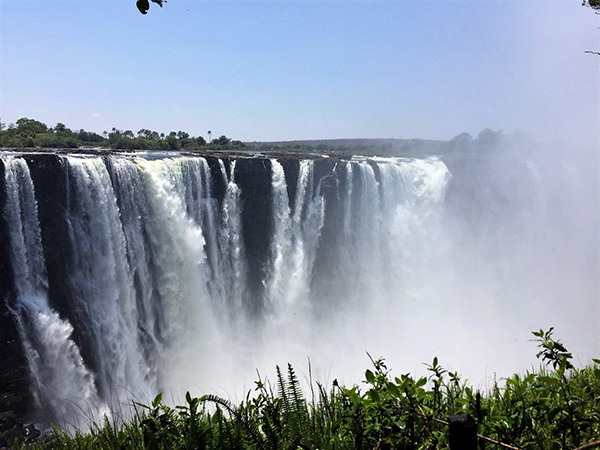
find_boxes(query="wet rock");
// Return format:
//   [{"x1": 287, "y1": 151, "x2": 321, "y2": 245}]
[
  {"x1": 22, "y1": 422, "x2": 41, "y2": 442},
  {"x1": 0, "y1": 423, "x2": 23, "y2": 449},
  {"x1": 236, "y1": 158, "x2": 273, "y2": 315},
  {"x1": 0, "y1": 419, "x2": 42, "y2": 449},
  {"x1": 0, "y1": 414, "x2": 15, "y2": 432}
]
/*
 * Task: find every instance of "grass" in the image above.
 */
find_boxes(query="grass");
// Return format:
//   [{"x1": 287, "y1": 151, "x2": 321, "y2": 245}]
[{"x1": 18, "y1": 329, "x2": 600, "y2": 449}]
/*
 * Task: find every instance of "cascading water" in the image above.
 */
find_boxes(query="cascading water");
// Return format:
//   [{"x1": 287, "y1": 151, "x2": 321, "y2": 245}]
[
  {"x1": 265, "y1": 160, "x2": 325, "y2": 311},
  {"x1": 3, "y1": 157, "x2": 102, "y2": 427},
  {"x1": 64, "y1": 157, "x2": 155, "y2": 404},
  {"x1": 217, "y1": 159, "x2": 247, "y2": 313},
  {"x1": 0, "y1": 150, "x2": 597, "y2": 428}
]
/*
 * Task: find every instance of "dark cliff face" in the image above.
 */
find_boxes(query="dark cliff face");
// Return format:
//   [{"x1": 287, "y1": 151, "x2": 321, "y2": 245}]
[
  {"x1": 26, "y1": 156, "x2": 75, "y2": 328},
  {"x1": 278, "y1": 158, "x2": 300, "y2": 209},
  {"x1": 235, "y1": 158, "x2": 273, "y2": 315},
  {"x1": 0, "y1": 159, "x2": 35, "y2": 446},
  {"x1": 205, "y1": 157, "x2": 228, "y2": 203}
]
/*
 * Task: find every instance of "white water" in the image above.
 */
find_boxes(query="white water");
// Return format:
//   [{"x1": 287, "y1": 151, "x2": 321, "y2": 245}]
[
  {"x1": 266, "y1": 160, "x2": 325, "y2": 312},
  {"x1": 1, "y1": 152, "x2": 597, "y2": 427},
  {"x1": 65, "y1": 157, "x2": 155, "y2": 404},
  {"x1": 3, "y1": 158, "x2": 103, "y2": 428},
  {"x1": 218, "y1": 159, "x2": 246, "y2": 314}
]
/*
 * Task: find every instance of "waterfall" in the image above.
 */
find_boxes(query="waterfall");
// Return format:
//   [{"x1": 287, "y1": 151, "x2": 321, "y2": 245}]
[
  {"x1": 3, "y1": 157, "x2": 102, "y2": 427},
  {"x1": 328, "y1": 157, "x2": 450, "y2": 306},
  {"x1": 0, "y1": 151, "x2": 596, "y2": 429},
  {"x1": 218, "y1": 159, "x2": 247, "y2": 313},
  {"x1": 266, "y1": 160, "x2": 325, "y2": 312},
  {"x1": 64, "y1": 156, "x2": 156, "y2": 403},
  {"x1": 265, "y1": 160, "x2": 293, "y2": 308}
]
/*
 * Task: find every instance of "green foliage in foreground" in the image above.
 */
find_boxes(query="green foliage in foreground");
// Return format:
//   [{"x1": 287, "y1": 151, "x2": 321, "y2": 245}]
[{"x1": 25, "y1": 329, "x2": 600, "y2": 449}]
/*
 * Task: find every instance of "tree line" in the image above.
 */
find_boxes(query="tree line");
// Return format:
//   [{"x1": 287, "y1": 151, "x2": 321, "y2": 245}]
[{"x1": 0, "y1": 118, "x2": 245, "y2": 151}]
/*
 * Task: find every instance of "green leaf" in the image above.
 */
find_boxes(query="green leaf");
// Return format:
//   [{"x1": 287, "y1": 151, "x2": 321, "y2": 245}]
[
  {"x1": 387, "y1": 382, "x2": 400, "y2": 397},
  {"x1": 538, "y1": 375, "x2": 559, "y2": 386},
  {"x1": 369, "y1": 389, "x2": 380, "y2": 402},
  {"x1": 152, "y1": 393, "x2": 163, "y2": 408},
  {"x1": 365, "y1": 369, "x2": 375, "y2": 384}
]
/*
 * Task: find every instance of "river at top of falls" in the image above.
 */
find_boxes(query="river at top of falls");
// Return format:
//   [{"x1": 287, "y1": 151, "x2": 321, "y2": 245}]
[{"x1": 0, "y1": 152, "x2": 597, "y2": 429}]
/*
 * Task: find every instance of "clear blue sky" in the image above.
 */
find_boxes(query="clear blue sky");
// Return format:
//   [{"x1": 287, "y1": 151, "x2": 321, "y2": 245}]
[{"x1": 0, "y1": 0, "x2": 598, "y2": 144}]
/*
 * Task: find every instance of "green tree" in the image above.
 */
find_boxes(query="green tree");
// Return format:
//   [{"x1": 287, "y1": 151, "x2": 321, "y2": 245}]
[
  {"x1": 215, "y1": 135, "x2": 231, "y2": 146},
  {"x1": 54, "y1": 122, "x2": 67, "y2": 134},
  {"x1": 15, "y1": 117, "x2": 48, "y2": 137},
  {"x1": 166, "y1": 134, "x2": 180, "y2": 150}
]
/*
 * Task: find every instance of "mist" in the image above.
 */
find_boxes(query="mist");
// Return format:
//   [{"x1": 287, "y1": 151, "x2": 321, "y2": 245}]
[{"x1": 158, "y1": 132, "x2": 600, "y2": 401}]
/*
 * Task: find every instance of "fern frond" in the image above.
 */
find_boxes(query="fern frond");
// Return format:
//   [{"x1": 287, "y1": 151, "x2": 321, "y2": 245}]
[{"x1": 200, "y1": 394, "x2": 266, "y2": 450}]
